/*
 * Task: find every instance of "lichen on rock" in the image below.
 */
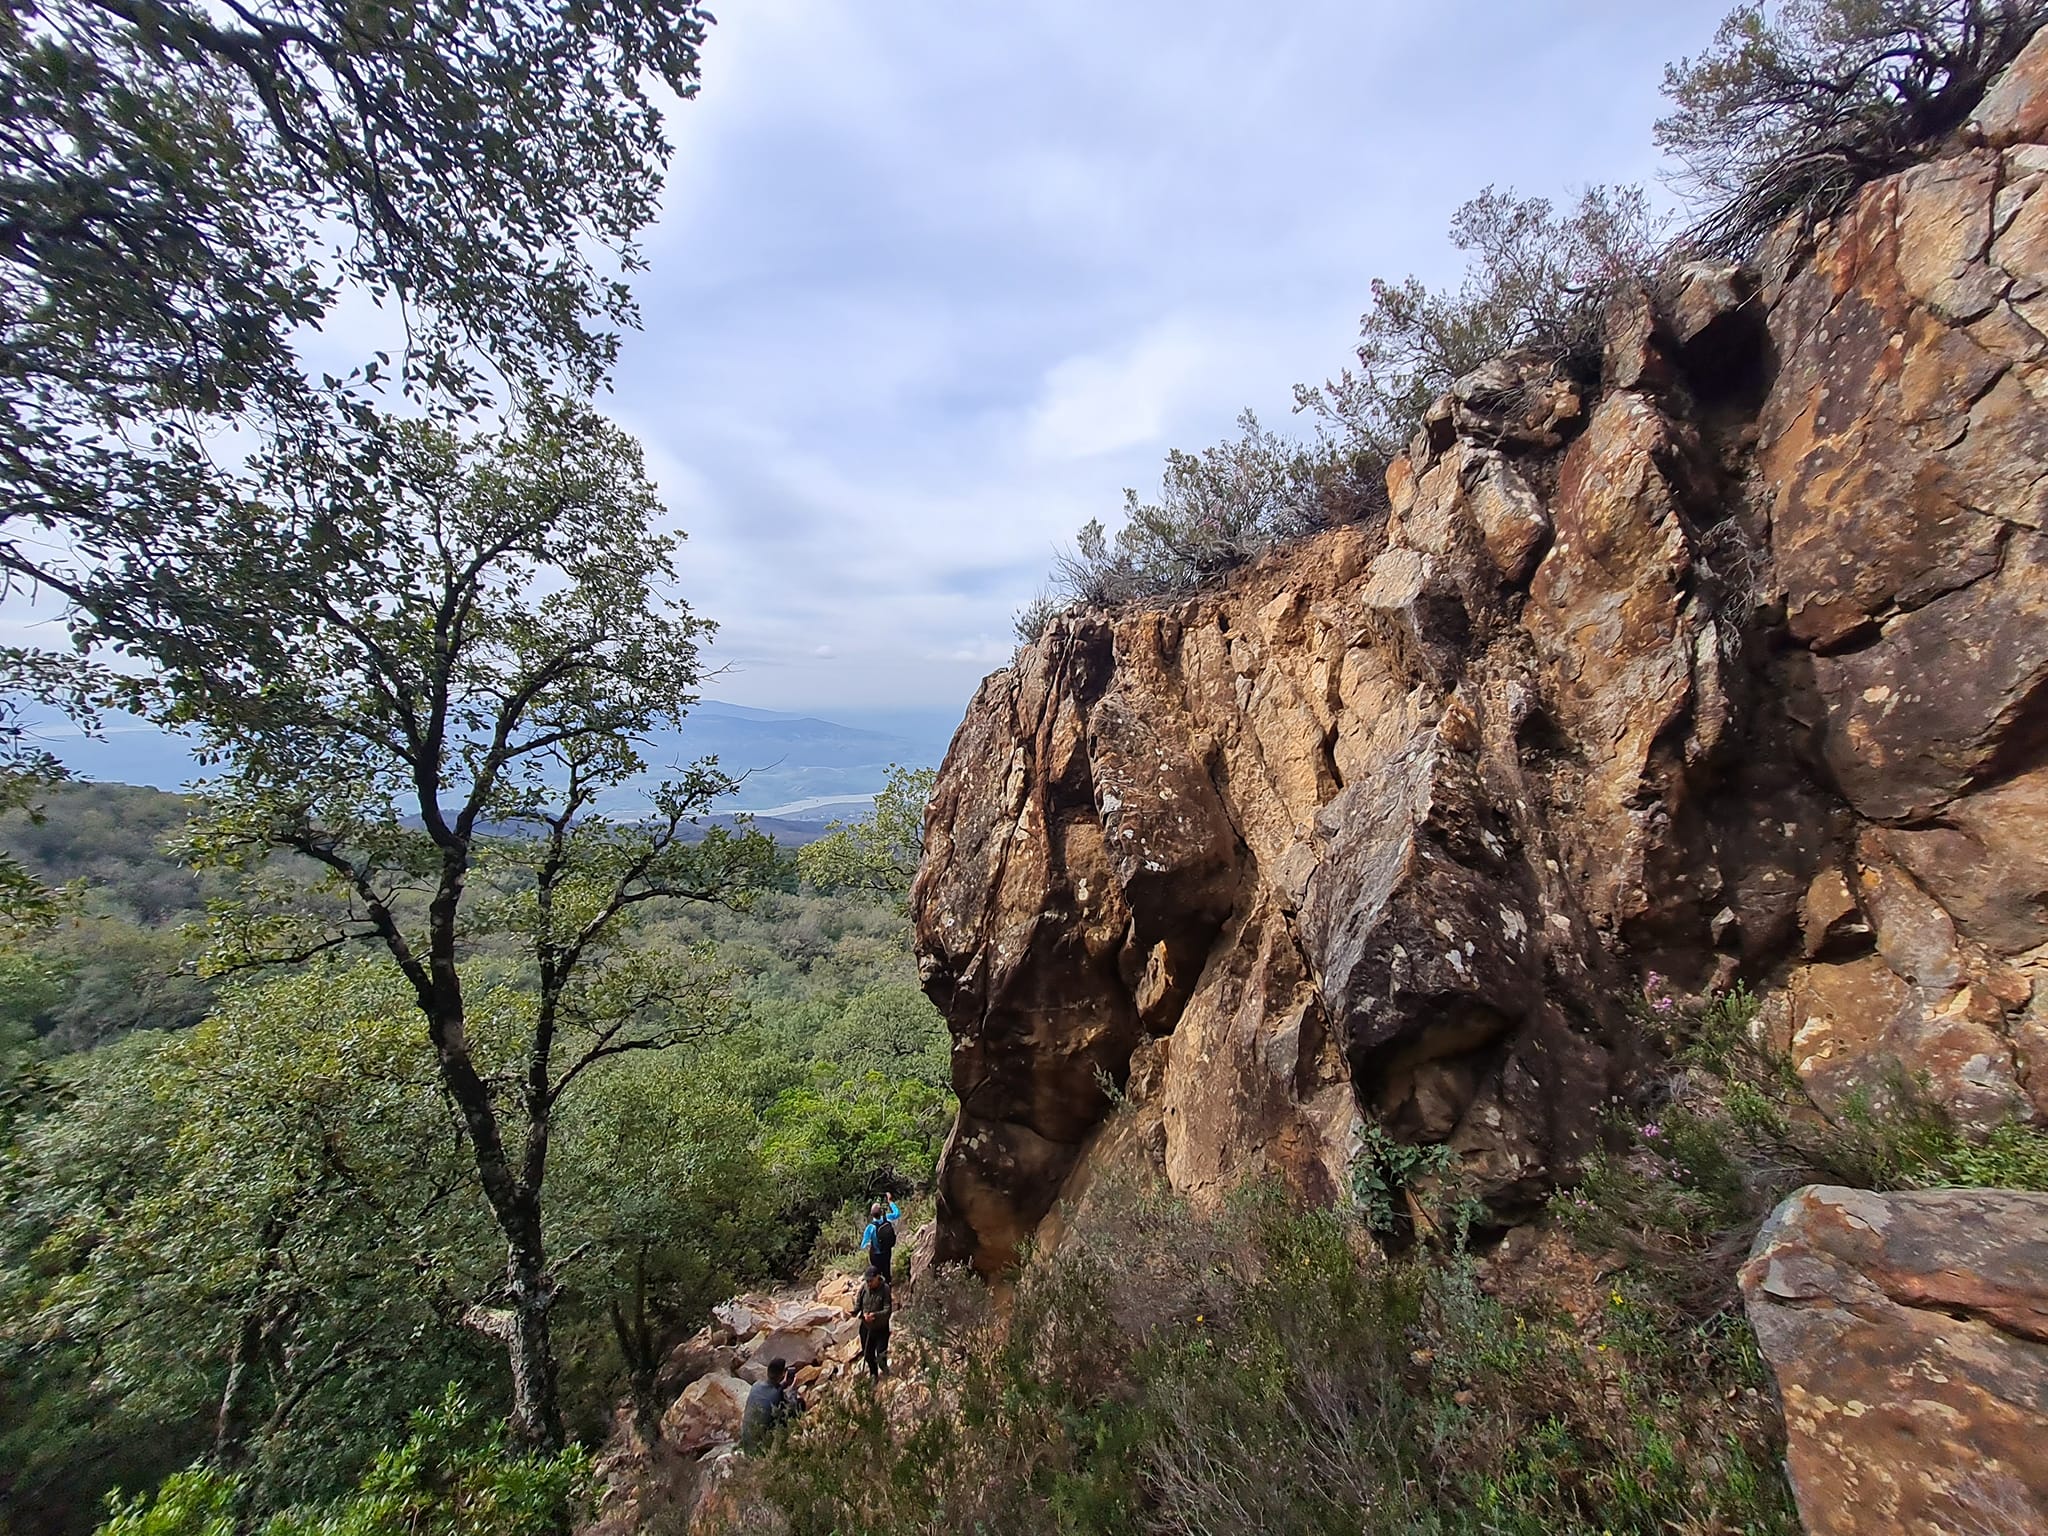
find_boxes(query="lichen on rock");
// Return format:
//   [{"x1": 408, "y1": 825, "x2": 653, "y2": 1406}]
[
  {"x1": 911, "y1": 36, "x2": 2048, "y2": 1277},
  {"x1": 1741, "y1": 1184, "x2": 2048, "y2": 1536}
]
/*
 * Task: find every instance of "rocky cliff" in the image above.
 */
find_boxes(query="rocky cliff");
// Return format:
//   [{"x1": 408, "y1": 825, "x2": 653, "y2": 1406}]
[{"x1": 912, "y1": 35, "x2": 2048, "y2": 1276}]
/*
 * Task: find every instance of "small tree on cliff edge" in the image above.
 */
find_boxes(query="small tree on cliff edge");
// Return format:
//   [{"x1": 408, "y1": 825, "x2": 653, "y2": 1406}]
[
  {"x1": 1662, "y1": 0, "x2": 2048, "y2": 255},
  {"x1": 97, "y1": 404, "x2": 779, "y2": 1450}
]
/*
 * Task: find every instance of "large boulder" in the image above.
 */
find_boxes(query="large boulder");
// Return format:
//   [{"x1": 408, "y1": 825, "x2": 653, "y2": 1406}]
[
  {"x1": 1421, "y1": 352, "x2": 1586, "y2": 456},
  {"x1": 722, "y1": 1296, "x2": 845, "y2": 1382},
  {"x1": 1741, "y1": 1186, "x2": 2048, "y2": 1536},
  {"x1": 659, "y1": 1373, "x2": 751, "y2": 1454}
]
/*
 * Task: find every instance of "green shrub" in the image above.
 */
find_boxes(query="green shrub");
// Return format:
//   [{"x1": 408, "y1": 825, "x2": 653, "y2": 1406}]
[
  {"x1": 1349, "y1": 1121, "x2": 1458, "y2": 1238},
  {"x1": 712, "y1": 1178, "x2": 1797, "y2": 1536},
  {"x1": 94, "y1": 1394, "x2": 594, "y2": 1536},
  {"x1": 1, "y1": 973, "x2": 508, "y2": 1526},
  {"x1": 805, "y1": 982, "x2": 951, "y2": 1094},
  {"x1": 795, "y1": 766, "x2": 935, "y2": 900},
  {"x1": 1563, "y1": 981, "x2": 2048, "y2": 1314},
  {"x1": 763, "y1": 1069, "x2": 951, "y2": 1217},
  {"x1": 1298, "y1": 185, "x2": 1663, "y2": 461},
  {"x1": 1053, "y1": 410, "x2": 1381, "y2": 608},
  {"x1": 94, "y1": 1470, "x2": 239, "y2": 1536}
]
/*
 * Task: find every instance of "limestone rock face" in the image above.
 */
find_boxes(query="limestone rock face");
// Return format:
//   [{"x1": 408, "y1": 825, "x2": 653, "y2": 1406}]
[
  {"x1": 1741, "y1": 1186, "x2": 2048, "y2": 1536},
  {"x1": 911, "y1": 43, "x2": 2048, "y2": 1271}
]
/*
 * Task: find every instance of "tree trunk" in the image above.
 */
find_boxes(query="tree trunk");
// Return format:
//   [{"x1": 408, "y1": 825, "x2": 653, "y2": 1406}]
[
  {"x1": 412, "y1": 959, "x2": 566, "y2": 1453},
  {"x1": 628, "y1": 1363, "x2": 661, "y2": 1452},
  {"x1": 211, "y1": 1308, "x2": 265, "y2": 1469},
  {"x1": 214, "y1": 1216, "x2": 289, "y2": 1470},
  {"x1": 610, "y1": 1287, "x2": 662, "y2": 1450},
  {"x1": 507, "y1": 1247, "x2": 565, "y2": 1452}
]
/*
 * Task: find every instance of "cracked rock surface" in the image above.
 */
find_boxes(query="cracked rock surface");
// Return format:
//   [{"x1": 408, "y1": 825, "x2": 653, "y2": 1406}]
[
  {"x1": 1740, "y1": 1185, "x2": 2048, "y2": 1536},
  {"x1": 911, "y1": 32, "x2": 2048, "y2": 1275}
]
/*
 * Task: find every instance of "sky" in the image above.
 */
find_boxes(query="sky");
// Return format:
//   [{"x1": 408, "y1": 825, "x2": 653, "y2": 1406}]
[
  {"x1": 2, "y1": 0, "x2": 1739, "y2": 757},
  {"x1": 605, "y1": 0, "x2": 1735, "y2": 724}
]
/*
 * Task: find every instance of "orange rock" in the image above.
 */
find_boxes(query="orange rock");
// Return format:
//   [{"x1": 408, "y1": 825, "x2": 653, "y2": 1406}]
[
  {"x1": 1742, "y1": 1186, "x2": 2048, "y2": 1536},
  {"x1": 909, "y1": 36, "x2": 2048, "y2": 1276},
  {"x1": 658, "y1": 1373, "x2": 749, "y2": 1454},
  {"x1": 1971, "y1": 27, "x2": 2048, "y2": 146},
  {"x1": 1799, "y1": 868, "x2": 1862, "y2": 958}
]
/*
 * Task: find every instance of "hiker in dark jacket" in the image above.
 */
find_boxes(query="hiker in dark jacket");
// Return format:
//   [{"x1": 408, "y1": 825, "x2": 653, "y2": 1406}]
[
  {"x1": 861, "y1": 1198, "x2": 900, "y2": 1278},
  {"x1": 857, "y1": 1269, "x2": 893, "y2": 1379},
  {"x1": 740, "y1": 1358, "x2": 801, "y2": 1450}
]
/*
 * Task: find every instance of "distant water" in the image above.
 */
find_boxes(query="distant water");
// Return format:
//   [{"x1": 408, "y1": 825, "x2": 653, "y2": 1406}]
[{"x1": 16, "y1": 700, "x2": 959, "y2": 815}]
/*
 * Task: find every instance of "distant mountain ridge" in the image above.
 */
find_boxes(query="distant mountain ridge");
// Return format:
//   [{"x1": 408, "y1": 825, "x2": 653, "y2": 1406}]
[
  {"x1": 22, "y1": 700, "x2": 957, "y2": 818},
  {"x1": 612, "y1": 700, "x2": 952, "y2": 813}
]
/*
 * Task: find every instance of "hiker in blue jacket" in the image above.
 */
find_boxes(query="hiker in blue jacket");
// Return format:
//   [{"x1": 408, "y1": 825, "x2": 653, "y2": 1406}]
[{"x1": 861, "y1": 1198, "x2": 900, "y2": 1279}]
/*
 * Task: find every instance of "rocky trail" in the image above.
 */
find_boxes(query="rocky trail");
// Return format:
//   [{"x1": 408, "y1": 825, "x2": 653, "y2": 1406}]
[{"x1": 582, "y1": 1224, "x2": 937, "y2": 1534}]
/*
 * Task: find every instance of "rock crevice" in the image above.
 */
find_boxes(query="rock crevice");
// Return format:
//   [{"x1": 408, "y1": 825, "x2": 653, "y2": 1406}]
[{"x1": 913, "y1": 36, "x2": 2048, "y2": 1275}]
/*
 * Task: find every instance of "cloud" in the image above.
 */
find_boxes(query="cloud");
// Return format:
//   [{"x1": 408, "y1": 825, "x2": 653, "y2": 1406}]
[
  {"x1": 601, "y1": 0, "x2": 1737, "y2": 719},
  {"x1": 2, "y1": 0, "x2": 1739, "y2": 731},
  {"x1": 1026, "y1": 322, "x2": 1211, "y2": 462}
]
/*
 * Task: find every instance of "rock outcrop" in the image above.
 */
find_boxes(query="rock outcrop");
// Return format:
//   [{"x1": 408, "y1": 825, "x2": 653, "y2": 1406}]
[
  {"x1": 1749, "y1": 98, "x2": 2048, "y2": 1132},
  {"x1": 912, "y1": 37, "x2": 2048, "y2": 1275},
  {"x1": 1741, "y1": 1185, "x2": 2048, "y2": 1536}
]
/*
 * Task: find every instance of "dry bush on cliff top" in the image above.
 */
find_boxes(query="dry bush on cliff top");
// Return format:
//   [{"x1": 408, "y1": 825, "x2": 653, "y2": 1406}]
[
  {"x1": 1033, "y1": 185, "x2": 1661, "y2": 628},
  {"x1": 1663, "y1": 0, "x2": 2048, "y2": 255},
  {"x1": 1043, "y1": 410, "x2": 1382, "y2": 617},
  {"x1": 1034, "y1": 3, "x2": 2048, "y2": 626},
  {"x1": 1297, "y1": 184, "x2": 1666, "y2": 465},
  {"x1": 709, "y1": 1179, "x2": 1798, "y2": 1536}
]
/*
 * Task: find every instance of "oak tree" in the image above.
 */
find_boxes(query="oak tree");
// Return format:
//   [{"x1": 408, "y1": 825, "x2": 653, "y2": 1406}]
[
  {"x1": 797, "y1": 765, "x2": 938, "y2": 900},
  {"x1": 121, "y1": 407, "x2": 778, "y2": 1449},
  {"x1": 1, "y1": 0, "x2": 713, "y2": 595}
]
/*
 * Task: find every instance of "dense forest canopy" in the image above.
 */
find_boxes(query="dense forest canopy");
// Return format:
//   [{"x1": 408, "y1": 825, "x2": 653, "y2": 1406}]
[{"x1": 0, "y1": 780, "x2": 951, "y2": 1532}]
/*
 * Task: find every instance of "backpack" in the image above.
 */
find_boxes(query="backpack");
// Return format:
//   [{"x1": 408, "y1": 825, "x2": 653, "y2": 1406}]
[{"x1": 869, "y1": 1217, "x2": 897, "y2": 1267}]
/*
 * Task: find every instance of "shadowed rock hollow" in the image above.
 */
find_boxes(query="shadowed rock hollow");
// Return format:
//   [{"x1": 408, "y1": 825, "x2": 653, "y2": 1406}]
[{"x1": 911, "y1": 34, "x2": 2048, "y2": 1278}]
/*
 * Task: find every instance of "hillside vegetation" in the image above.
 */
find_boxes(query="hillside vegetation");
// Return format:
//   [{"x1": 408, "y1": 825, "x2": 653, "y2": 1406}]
[{"x1": 0, "y1": 784, "x2": 951, "y2": 1534}]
